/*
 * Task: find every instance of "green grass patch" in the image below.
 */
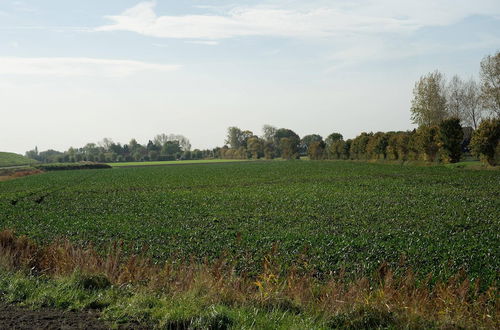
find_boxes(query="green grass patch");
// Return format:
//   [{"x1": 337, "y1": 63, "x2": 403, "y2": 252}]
[
  {"x1": 0, "y1": 271, "x2": 326, "y2": 329},
  {"x1": 0, "y1": 152, "x2": 36, "y2": 168}
]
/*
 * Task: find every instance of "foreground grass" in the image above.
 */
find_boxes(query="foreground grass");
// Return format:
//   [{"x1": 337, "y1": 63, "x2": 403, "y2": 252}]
[
  {"x1": 107, "y1": 159, "x2": 253, "y2": 167},
  {"x1": 0, "y1": 230, "x2": 497, "y2": 329}
]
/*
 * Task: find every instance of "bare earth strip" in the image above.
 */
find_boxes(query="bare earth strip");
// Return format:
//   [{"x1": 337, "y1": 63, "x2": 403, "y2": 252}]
[{"x1": 0, "y1": 304, "x2": 109, "y2": 330}]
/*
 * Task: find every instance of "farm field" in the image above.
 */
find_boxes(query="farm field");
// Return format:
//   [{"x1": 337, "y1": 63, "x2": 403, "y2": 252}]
[{"x1": 0, "y1": 161, "x2": 499, "y2": 285}]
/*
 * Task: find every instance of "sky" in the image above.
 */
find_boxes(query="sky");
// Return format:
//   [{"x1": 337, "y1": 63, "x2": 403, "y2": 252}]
[{"x1": 1, "y1": 0, "x2": 499, "y2": 154}]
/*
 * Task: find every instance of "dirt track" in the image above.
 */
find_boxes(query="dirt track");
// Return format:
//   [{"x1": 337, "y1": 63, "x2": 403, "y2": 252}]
[{"x1": 0, "y1": 304, "x2": 109, "y2": 330}]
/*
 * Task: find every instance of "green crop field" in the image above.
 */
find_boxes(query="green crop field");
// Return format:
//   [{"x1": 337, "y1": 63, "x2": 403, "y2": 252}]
[
  {"x1": 0, "y1": 152, "x2": 35, "y2": 167},
  {"x1": 0, "y1": 161, "x2": 498, "y2": 284}
]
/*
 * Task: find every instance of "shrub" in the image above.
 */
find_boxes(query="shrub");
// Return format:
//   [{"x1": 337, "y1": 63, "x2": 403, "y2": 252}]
[
  {"x1": 416, "y1": 126, "x2": 439, "y2": 162},
  {"x1": 470, "y1": 118, "x2": 500, "y2": 165},
  {"x1": 438, "y1": 118, "x2": 463, "y2": 163}
]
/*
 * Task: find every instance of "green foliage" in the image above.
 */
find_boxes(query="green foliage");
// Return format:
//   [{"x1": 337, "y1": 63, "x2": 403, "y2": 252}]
[
  {"x1": 0, "y1": 152, "x2": 35, "y2": 167},
  {"x1": 279, "y1": 138, "x2": 299, "y2": 159},
  {"x1": 415, "y1": 126, "x2": 440, "y2": 162},
  {"x1": 246, "y1": 137, "x2": 264, "y2": 159},
  {"x1": 366, "y1": 132, "x2": 389, "y2": 160},
  {"x1": 411, "y1": 71, "x2": 448, "y2": 127},
  {"x1": 438, "y1": 118, "x2": 463, "y2": 163},
  {"x1": 0, "y1": 161, "x2": 498, "y2": 285},
  {"x1": 327, "y1": 140, "x2": 346, "y2": 160},
  {"x1": 350, "y1": 133, "x2": 372, "y2": 159},
  {"x1": 307, "y1": 141, "x2": 325, "y2": 160},
  {"x1": 325, "y1": 133, "x2": 343, "y2": 146},
  {"x1": 470, "y1": 118, "x2": 500, "y2": 166},
  {"x1": 300, "y1": 134, "x2": 323, "y2": 155},
  {"x1": 0, "y1": 271, "x2": 323, "y2": 329}
]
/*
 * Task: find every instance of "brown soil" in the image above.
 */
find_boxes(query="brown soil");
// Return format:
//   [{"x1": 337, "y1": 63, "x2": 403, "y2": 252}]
[
  {"x1": 0, "y1": 170, "x2": 42, "y2": 182},
  {"x1": 0, "y1": 303, "x2": 109, "y2": 330}
]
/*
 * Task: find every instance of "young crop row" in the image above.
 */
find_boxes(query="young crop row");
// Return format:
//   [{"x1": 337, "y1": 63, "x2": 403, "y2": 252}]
[{"x1": 0, "y1": 161, "x2": 498, "y2": 286}]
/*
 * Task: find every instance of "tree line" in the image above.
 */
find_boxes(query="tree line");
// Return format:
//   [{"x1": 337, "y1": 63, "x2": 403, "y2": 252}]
[
  {"x1": 218, "y1": 51, "x2": 500, "y2": 165},
  {"x1": 26, "y1": 51, "x2": 499, "y2": 166},
  {"x1": 26, "y1": 134, "x2": 218, "y2": 163}
]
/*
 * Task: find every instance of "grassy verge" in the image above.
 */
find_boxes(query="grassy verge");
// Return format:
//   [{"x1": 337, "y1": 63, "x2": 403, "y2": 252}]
[
  {"x1": 0, "y1": 230, "x2": 496, "y2": 329},
  {"x1": 107, "y1": 159, "x2": 254, "y2": 167}
]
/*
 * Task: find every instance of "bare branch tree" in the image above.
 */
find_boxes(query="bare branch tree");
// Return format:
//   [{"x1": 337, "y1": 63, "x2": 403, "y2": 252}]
[
  {"x1": 462, "y1": 79, "x2": 483, "y2": 129},
  {"x1": 480, "y1": 51, "x2": 500, "y2": 118}
]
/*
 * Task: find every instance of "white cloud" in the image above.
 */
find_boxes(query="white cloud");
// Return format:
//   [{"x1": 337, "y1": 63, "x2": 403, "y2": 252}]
[
  {"x1": 325, "y1": 33, "x2": 500, "y2": 72},
  {"x1": 185, "y1": 40, "x2": 219, "y2": 46},
  {"x1": 96, "y1": 1, "x2": 500, "y2": 40},
  {"x1": 0, "y1": 57, "x2": 181, "y2": 77}
]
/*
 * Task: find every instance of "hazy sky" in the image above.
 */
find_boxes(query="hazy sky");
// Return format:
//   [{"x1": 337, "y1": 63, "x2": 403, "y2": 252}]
[{"x1": 1, "y1": 0, "x2": 499, "y2": 153}]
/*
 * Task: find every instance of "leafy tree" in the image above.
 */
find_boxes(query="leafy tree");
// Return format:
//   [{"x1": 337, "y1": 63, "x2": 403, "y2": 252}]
[
  {"x1": 225, "y1": 127, "x2": 244, "y2": 149},
  {"x1": 129, "y1": 139, "x2": 139, "y2": 151},
  {"x1": 300, "y1": 134, "x2": 323, "y2": 154},
  {"x1": 367, "y1": 132, "x2": 389, "y2": 159},
  {"x1": 325, "y1": 133, "x2": 343, "y2": 146},
  {"x1": 327, "y1": 140, "x2": 345, "y2": 159},
  {"x1": 479, "y1": 51, "x2": 500, "y2": 118},
  {"x1": 154, "y1": 134, "x2": 191, "y2": 151},
  {"x1": 308, "y1": 141, "x2": 325, "y2": 160},
  {"x1": 82, "y1": 143, "x2": 99, "y2": 158},
  {"x1": 168, "y1": 134, "x2": 191, "y2": 151},
  {"x1": 438, "y1": 118, "x2": 463, "y2": 163},
  {"x1": 263, "y1": 141, "x2": 275, "y2": 159},
  {"x1": 411, "y1": 71, "x2": 448, "y2": 126},
  {"x1": 416, "y1": 126, "x2": 440, "y2": 162},
  {"x1": 146, "y1": 140, "x2": 158, "y2": 152},
  {"x1": 386, "y1": 133, "x2": 399, "y2": 160},
  {"x1": 350, "y1": 132, "x2": 372, "y2": 159},
  {"x1": 275, "y1": 128, "x2": 300, "y2": 157},
  {"x1": 280, "y1": 137, "x2": 299, "y2": 160},
  {"x1": 470, "y1": 118, "x2": 500, "y2": 165},
  {"x1": 148, "y1": 150, "x2": 159, "y2": 161},
  {"x1": 109, "y1": 143, "x2": 124, "y2": 155},
  {"x1": 240, "y1": 130, "x2": 254, "y2": 148},
  {"x1": 247, "y1": 136, "x2": 263, "y2": 159},
  {"x1": 161, "y1": 141, "x2": 181, "y2": 156},
  {"x1": 342, "y1": 139, "x2": 352, "y2": 160},
  {"x1": 396, "y1": 132, "x2": 411, "y2": 161}
]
